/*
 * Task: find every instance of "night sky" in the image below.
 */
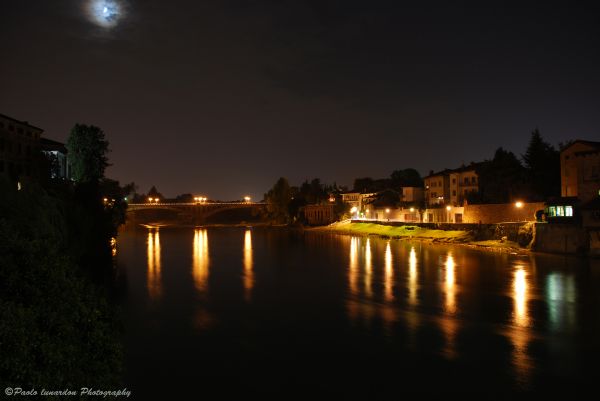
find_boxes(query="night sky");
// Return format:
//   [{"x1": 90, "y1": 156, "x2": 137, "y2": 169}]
[{"x1": 1, "y1": 1, "x2": 599, "y2": 200}]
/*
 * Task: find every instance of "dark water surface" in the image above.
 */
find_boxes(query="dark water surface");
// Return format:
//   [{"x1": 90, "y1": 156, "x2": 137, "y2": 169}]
[{"x1": 117, "y1": 226, "x2": 600, "y2": 399}]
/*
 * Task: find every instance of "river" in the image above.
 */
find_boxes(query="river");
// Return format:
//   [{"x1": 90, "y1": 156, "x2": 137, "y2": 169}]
[{"x1": 116, "y1": 225, "x2": 600, "y2": 399}]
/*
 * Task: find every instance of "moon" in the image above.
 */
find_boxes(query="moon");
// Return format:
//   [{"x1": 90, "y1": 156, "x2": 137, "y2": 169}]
[{"x1": 86, "y1": 0, "x2": 123, "y2": 28}]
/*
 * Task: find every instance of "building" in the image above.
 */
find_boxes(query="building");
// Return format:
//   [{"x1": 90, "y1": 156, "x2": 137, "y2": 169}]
[
  {"x1": 561, "y1": 140, "x2": 600, "y2": 203},
  {"x1": 341, "y1": 192, "x2": 376, "y2": 210},
  {"x1": 302, "y1": 204, "x2": 335, "y2": 225},
  {"x1": 400, "y1": 186, "x2": 424, "y2": 203},
  {"x1": 0, "y1": 113, "x2": 43, "y2": 182},
  {"x1": 41, "y1": 137, "x2": 70, "y2": 179},
  {"x1": 424, "y1": 163, "x2": 482, "y2": 207}
]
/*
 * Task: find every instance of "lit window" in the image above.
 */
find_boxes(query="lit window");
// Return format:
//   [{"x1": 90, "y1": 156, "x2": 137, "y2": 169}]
[
  {"x1": 556, "y1": 206, "x2": 564, "y2": 217},
  {"x1": 548, "y1": 206, "x2": 556, "y2": 217},
  {"x1": 565, "y1": 206, "x2": 573, "y2": 217}
]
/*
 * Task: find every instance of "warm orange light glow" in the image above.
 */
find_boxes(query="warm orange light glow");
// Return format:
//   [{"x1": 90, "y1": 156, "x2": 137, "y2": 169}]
[
  {"x1": 147, "y1": 230, "x2": 161, "y2": 298},
  {"x1": 349, "y1": 237, "x2": 359, "y2": 295},
  {"x1": 444, "y1": 253, "x2": 456, "y2": 314},
  {"x1": 515, "y1": 201, "x2": 524, "y2": 208},
  {"x1": 193, "y1": 229, "x2": 209, "y2": 292},
  {"x1": 244, "y1": 196, "x2": 251, "y2": 202},
  {"x1": 364, "y1": 238, "x2": 372, "y2": 298},
  {"x1": 385, "y1": 208, "x2": 390, "y2": 213},
  {"x1": 243, "y1": 229, "x2": 253, "y2": 300},
  {"x1": 513, "y1": 267, "x2": 529, "y2": 327},
  {"x1": 446, "y1": 205, "x2": 452, "y2": 211},
  {"x1": 148, "y1": 197, "x2": 153, "y2": 203},
  {"x1": 384, "y1": 242, "x2": 393, "y2": 301},
  {"x1": 408, "y1": 246, "x2": 418, "y2": 306}
]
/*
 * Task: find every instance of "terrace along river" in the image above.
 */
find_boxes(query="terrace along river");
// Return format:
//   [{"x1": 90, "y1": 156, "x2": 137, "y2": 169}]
[{"x1": 116, "y1": 226, "x2": 600, "y2": 399}]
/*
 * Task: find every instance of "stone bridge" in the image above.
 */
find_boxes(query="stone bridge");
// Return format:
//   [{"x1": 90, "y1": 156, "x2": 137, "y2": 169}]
[{"x1": 127, "y1": 202, "x2": 267, "y2": 224}]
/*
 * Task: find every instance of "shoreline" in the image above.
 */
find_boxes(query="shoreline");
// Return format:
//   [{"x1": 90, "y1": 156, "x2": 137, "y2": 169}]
[{"x1": 308, "y1": 221, "x2": 531, "y2": 256}]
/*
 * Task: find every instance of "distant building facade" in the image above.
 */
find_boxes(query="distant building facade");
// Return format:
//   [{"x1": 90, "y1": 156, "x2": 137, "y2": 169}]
[
  {"x1": 561, "y1": 140, "x2": 600, "y2": 203},
  {"x1": 41, "y1": 138, "x2": 70, "y2": 179},
  {"x1": 0, "y1": 113, "x2": 43, "y2": 182},
  {"x1": 424, "y1": 163, "x2": 481, "y2": 207},
  {"x1": 341, "y1": 192, "x2": 375, "y2": 210},
  {"x1": 400, "y1": 186, "x2": 424, "y2": 203},
  {"x1": 302, "y1": 204, "x2": 335, "y2": 225}
]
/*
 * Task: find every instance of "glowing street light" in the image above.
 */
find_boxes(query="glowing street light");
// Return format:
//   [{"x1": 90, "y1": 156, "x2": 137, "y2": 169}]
[
  {"x1": 515, "y1": 201, "x2": 524, "y2": 208},
  {"x1": 244, "y1": 196, "x2": 251, "y2": 202},
  {"x1": 148, "y1": 197, "x2": 154, "y2": 203}
]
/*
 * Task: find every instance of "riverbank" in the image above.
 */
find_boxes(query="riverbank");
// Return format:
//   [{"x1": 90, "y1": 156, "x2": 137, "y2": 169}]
[{"x1": 311, "y1": 220, "x2": 529, "y2": 255}]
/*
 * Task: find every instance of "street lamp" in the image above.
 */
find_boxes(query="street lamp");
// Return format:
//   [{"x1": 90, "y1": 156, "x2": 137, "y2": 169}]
[
  {"x1": 446, "y1": 205, "x2": 452, "y2": 223},
  {"x1": 515, "y1": 201, "x2": 523, "y2": 208},
  {"x1": 148, "y1": 197, "x2": 153, "y2": 203},
  {"x1": 350, "y1": 206, "x2": 357, "y2": 219},
  {"x1": 244, "y1": 196, "x2": 251, "y2": 202}
]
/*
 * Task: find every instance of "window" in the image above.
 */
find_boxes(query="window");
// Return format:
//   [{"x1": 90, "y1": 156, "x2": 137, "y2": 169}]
[
  {"x1": 548, "y1": 206, "x2": 556, "y2": 217},
  {"x1": 566, "y1": 206, "x2": 573, "y2": 217},
  {"x1": 452, "y1": 178, "x2": 456, "y2": 184},
  {"x1": 556, "y1": 206, "x2": 565, "y2": 217},
  {"x1": 452, "y1": 190, "x2": 456, "y2": 196}
]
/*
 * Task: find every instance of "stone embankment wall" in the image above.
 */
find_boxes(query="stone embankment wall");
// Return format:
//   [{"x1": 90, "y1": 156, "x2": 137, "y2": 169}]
[
  {"x1": 462, "y1": 202, "x2": 545, "y2": 224},
  {"x1": 532, "y1": 223, "x2": 588, "y2": 254}
]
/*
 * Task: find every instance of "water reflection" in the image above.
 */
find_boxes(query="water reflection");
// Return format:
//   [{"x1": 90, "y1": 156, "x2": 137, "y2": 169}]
[
  {"x1": 147, "y1": 229, "x2": 161, "y2": 299},
  {"x1": 364, "y1": 238, "x2": 373, "y2": 299},
  {"x1": 243, "y1": 229, "x2": 253, "y2": 300},
  {"x1": 384, "y1": 242, "x2": 393, "y2": 302},
  {"x1": 444, "y1": 253, "x2": 457, "y2": 314},
  {"x1": 349, "y1": 237, "x2": 359, "y2": 295},
  {"x1": 513, "y1": 267, "x2": 529, "y2": 327},
  {"x1": 408, "y1": 246, "x2": 418, "y2": 306},
  {"x1": 193, "y1": 229, "x2": 209, "y2": 293},
  {"x1": 510, "y1": 264, "x2": 533, "y2": 387},
  {"x1": 547, "y1": 273, "x2": 577, "y2": 331}
]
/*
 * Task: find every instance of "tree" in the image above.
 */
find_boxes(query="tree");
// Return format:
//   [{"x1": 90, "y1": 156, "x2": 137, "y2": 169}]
[
  {"x1": 147, "y1": 186, "x2": 164, "y2": 200},
  {"x1": 522, "y1": 129, "x2": 560, "y2": 200},
  {"x1": 390, "y1": 168, "x2": 423, "y2": 188},
  {"x1": 475, "y1": 148, "x2": 528, "y2": 203},
  {"x1": 265, "y1": 177, "x2": 292, "y2": 223},
  {"x1": 66, "y1": 124, "x2": 110, "y2": 184}
]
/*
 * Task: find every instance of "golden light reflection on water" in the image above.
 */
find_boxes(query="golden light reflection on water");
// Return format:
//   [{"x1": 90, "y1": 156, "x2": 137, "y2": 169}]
[
  {"x1": 349, "y1": 237, "x2": 359, "y2": 295},
  {"x1": 147, "y1": 229, "x2": 161, "y2": 299},
  {"x1": 193, "y1": 229, "x2": 209, "y2": 293},
  {"x1": 510, "y1": 264, "x2": 533, "y2": 387},
  {"x1": 243, "y1": 229, "x2": 253, "y2": 300},
  {"x1": 364, "y1": 238, "x2": 373, "y2": 299},
  {"x1": 110, "y1": 237, "x2": 117, "y2": 256},
  {"x1": 444, "y1": 253, "x2": 457, "y2": 314},
  {"x1": 384, "y1": 242, "x2": 393, "y2": 302},
  {"x1": 408, "y1": 247, "x2": 418, "y2": 306},
  {"x1": 513, "y1": 267, "x2": 529, "y2": 327}
]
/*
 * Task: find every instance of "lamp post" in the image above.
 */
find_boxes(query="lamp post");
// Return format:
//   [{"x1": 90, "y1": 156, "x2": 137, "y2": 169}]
[
  {"x1": 446, "y1": 205, "x2": 452, "y2": 223},
  {"x1": 515, "y1": 201, "x2": 524, "y2": 221}
]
